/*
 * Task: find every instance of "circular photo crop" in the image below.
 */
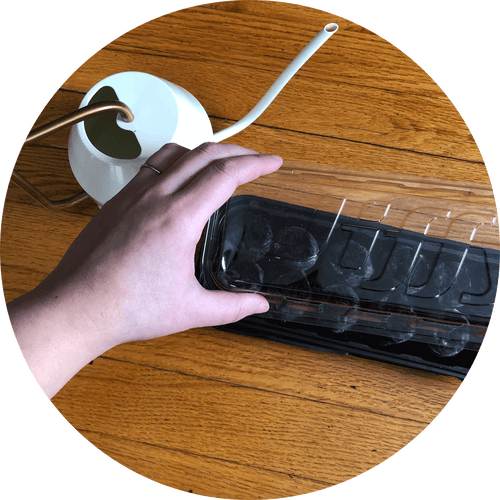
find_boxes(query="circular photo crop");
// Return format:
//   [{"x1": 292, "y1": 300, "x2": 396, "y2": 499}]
[{"x1": 2, "y1": 1, "x2": 498, "y2": 499}]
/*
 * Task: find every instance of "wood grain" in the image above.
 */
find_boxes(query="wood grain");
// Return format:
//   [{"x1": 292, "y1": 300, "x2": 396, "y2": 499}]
[
  {"x1": 79, "y1": 430, "x2": 331, "y2": 499},
  {"x1": 52, "y1": 357, "x2": 426, "y2": 486},
  {"x1": 102, "y1": 330, "x2": 461, "y2": 423},
  {"x1": 2, "y1": 2, "x2": 494, "y2": 498},
  {"x1": 61, "y1": 35, "x2": 480, "y2": 162}
]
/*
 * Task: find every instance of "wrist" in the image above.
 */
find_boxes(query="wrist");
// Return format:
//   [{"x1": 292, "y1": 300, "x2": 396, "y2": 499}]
[{"x1": 8, "y1": 281, "x2": 118, "y2": 398}]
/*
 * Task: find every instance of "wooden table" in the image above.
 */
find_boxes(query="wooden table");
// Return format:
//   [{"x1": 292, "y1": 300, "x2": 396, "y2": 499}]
[{"x1": 2, "y1": 2, "x2": 496, "y2": 498}]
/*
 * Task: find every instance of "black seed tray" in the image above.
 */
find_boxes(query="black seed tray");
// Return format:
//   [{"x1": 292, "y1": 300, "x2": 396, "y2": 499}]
[{"x1": 197, "y1": 195, "x2": 499, "y2": 378}]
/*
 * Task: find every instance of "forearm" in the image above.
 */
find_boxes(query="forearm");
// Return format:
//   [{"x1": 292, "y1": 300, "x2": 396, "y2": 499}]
[
  {"x1": 7, "y1": 143, "x2": 280, "y2": 399},
  {"x1": 8, "y1": 284, "x2": 116, "y2": 399}
]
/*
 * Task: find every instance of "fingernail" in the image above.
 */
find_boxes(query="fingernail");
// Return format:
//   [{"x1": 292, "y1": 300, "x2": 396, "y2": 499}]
[{"x1": 256, "y1": 300, "x2": 270, "y2": 314}]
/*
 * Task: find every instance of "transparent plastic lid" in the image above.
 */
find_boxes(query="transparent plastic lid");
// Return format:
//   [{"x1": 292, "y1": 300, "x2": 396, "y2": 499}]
[{"x1": 198, "y1": 163, "x2": 499, "y2": 358}]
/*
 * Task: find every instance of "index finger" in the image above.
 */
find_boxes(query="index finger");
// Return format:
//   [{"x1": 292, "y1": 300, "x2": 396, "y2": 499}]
[{"x1": 177, "y1": 153, "x2": 283, "y2": 230}]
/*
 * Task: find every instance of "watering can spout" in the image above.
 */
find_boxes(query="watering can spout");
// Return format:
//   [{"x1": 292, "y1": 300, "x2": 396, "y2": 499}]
[{"x1": 212, "y1": 23, "x2": 339, "y2": 143}]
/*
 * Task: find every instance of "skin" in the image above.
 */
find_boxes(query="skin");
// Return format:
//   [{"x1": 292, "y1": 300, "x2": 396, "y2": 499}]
[{"x1": 8, "y1": 142, "x2": 283, "y2": 398}]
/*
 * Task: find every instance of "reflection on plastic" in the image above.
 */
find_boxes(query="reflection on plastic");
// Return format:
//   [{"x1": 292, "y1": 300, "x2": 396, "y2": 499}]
[{"x1": 199, "y1": 195, "x2": 499, "y2": 374}]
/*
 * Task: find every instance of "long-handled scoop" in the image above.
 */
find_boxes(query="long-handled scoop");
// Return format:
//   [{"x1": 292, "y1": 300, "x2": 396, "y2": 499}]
[{"x1": 213, "y1": 23, "x2": 339, "y2": 142}]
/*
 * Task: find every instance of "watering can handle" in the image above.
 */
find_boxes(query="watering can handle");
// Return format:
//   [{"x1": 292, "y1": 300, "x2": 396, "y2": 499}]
[
  {"x1": 24, "y1": 101, "x2": 134, "y2": 145},
  {"x1": 14, "y1": 101, "x2": 134, "y2": 209}
]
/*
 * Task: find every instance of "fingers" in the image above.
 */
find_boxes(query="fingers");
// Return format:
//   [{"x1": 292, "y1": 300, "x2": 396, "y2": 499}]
[
  {"x1": 133, "y1": 142, "x2": 260, "y2": 195},
  {"x1": 193, "y1": 289, "x2": 269, "y2": 327},
  {"x1": 135, "y1": 143, "x2": 189, "y2": 181},
  {"x1": 158, "y1": 142, "x2": 259, "y2": 194},
  {"x1": 178, "y1": 152, "x2": 283, "y2": 229}
]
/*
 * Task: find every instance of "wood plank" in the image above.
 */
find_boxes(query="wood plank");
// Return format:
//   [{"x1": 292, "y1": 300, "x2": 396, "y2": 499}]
[
  {"x1": 21, "y1": 89, "x2": 490, "y2": 184},
  {"x1": 28, "y1": 88, "x2": 85, "y2": 146},
  {"x1": 1, "y1": 263, "x2": 56, "y2": 303},
  {"x1": 112, "y1": 4, "x2": 445, "y2": 98},
  {"x1": 103, "y1": 329, "x2": 460, "y2": 423},
  {"x1": 52, "y1": 356, "x2": 426, "y2": 486},
  {"x1": 80, "y1": 429, "x2": 332, "y2": 498},
  {"x1": 234, "y1": 163, "x2": 499, "y2": 247},
  {"x1": 264, "y1": 162, "x2": 496, "y2": 206},
  {"x1": 14, "y1": 147, "x2": 493, "y2": 216},
  {"x1": 58, "y1": 46, "x2": 479, "y2": 162},
  {"x1": 40, "y1": 5, "x2": 480, "y2": 162},
  {"x1": 204, "y1": 0, "x2": 428, "y2": 99},
  {"x1": 1, "y1": 201, "x2": 91, "y2": 300}
]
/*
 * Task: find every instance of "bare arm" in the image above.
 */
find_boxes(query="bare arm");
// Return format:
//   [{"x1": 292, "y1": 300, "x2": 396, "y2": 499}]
[{"x1": 8, "y1": 142, "x2": 282, "y2": 398}]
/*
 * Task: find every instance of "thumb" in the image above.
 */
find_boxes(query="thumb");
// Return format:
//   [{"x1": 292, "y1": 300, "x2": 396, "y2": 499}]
[{"x1": 196, "y1": 289, "x2": 270, "y2": 327}]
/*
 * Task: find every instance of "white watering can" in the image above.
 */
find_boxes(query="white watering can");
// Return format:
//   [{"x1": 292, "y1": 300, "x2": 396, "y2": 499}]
[{"x1": 21, "y1": 23, "x2": 338, "y2": 207}]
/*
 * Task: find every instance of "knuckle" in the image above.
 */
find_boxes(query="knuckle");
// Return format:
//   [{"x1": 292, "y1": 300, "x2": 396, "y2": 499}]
[
  {"x1": 211, "y1": 157, "x2": 238, "y2": 183},
  {"x1": 196, "y1": 141, "x2": 223, "y2": 156},
  {"x1": 150, "y1": 142, "x2": 188, "y2": 161},
  {"x1": 160, "y1": 142, "x2": 180, "y2": 151}
]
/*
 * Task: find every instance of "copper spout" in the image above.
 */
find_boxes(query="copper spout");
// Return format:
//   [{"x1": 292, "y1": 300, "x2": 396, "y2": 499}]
[
  {"x1": 15, "y1": 101, "x2": 134, "y2": 209},
  {"x1": 24, "y1": 100, "x2": 134, "y2": 145}
]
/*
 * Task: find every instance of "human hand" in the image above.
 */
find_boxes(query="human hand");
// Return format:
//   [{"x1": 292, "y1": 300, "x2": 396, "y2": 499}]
[{"x1": 9, "y1": 142, "x2": 282, "y2": 397}]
